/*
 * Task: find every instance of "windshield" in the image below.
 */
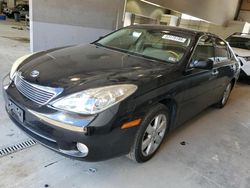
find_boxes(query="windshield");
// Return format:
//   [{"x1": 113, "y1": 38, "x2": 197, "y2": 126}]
[
  {"x1": 96, "y1": 28, "x2": 192, "y2": 63},
  {"x1": 227, "y1": 36, "x2": 250, "y2": 50}
]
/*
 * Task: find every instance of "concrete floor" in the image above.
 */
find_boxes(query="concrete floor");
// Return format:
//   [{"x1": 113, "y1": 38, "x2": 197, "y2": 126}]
[{"x1": 0, "y1": 20, "x2": 250, "y2": 188}]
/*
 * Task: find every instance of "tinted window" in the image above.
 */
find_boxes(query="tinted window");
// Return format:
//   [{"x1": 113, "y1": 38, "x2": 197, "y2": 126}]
[
  {"x1": 96, "y1": 28, "x2": 192, "y2": 63},
  {"x1": 190, "y1": 35, "x2": 214, "y2": 67},
  {"x1": 214, "y1": 38, "x2": 229, "y2": 63},
  {"x1": 227, "y1": 36, "x2": 250, "y2": 50}
]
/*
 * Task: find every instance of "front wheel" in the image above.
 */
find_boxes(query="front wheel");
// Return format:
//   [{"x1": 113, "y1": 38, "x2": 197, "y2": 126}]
[
  {"x1": 216, "y1": 82, "x2": 232, "y2": 108},
  {"x1": 127, "y1": 104, "x2": 170, "y2": 163}
]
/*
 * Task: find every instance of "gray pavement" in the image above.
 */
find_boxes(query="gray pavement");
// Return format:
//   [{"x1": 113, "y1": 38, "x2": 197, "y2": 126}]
[{"x1": 0, "y1": 19, "x2": 30, "y2": 149}]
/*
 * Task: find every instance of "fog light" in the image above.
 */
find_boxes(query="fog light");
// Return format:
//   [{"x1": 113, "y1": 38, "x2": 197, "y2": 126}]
[{"x1": 76, "y1": 143, "x2": 89, "y2": 155}]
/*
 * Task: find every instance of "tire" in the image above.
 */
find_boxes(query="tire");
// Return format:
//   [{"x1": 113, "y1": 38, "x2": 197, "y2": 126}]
[
  {"x1": 127, "y1": 104, "x2": 170, "y2": 163},
  {"x1": 215, "y1": 82, "x2": 232, "y2": 108}
]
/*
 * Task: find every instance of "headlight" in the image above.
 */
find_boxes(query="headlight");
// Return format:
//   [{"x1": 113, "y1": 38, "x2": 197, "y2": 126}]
[
  {"x1": 51, "y1": 84, "x2": 138, "y2": 115},
  {"x1": 10, "y1": 54, "x2": 33, "y2": 80}
]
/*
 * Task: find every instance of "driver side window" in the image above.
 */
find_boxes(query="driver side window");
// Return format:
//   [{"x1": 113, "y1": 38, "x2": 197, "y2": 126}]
[{"x1": 190, "y1": 36, "x2": 215, "y2": 68}]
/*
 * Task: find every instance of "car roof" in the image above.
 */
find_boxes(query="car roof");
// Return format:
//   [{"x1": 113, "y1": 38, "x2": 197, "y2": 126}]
[{"x1": 127, "y1": 24, "x2": 215, "y2": 37}]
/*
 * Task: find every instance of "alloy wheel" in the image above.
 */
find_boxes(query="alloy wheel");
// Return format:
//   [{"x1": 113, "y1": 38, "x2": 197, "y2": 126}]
[
  {"x1": 222, "y1": 83, "x2": 232, "y2": 105},
  {"x1": 141, "y1": 114, "x2": 167, "y2": 157}
]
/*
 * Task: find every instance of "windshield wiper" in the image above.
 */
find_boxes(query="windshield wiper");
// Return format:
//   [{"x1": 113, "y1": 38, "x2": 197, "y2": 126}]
[
  {"x1": 94, "y1": 43, "x2": 131, "y2": 54},
  {"x1": 95, "y1": 42, "x2": 105, "y2": 47}
]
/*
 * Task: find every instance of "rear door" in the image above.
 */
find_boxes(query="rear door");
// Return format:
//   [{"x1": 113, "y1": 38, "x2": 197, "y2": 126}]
[{"x1": 212, "y1": 37, "x2": 236, "y2": 101}]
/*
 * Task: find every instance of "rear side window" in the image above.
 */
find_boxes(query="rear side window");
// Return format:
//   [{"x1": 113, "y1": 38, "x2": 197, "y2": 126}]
[{"x1": 214, "y1": 38, "x2": 229, "y2": 63}]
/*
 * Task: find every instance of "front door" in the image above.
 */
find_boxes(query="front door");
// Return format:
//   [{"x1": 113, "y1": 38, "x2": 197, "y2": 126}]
[{"x1": 176, "y1": 35, "x2": 218, "y2": 126}]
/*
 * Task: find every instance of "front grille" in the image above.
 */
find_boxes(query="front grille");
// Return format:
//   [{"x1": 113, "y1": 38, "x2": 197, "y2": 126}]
[{"x1": 14, "y1": 72, "x2": 63, "y2": 105}]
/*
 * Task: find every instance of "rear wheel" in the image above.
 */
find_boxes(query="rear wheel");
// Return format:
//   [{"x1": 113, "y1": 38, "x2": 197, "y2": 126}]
[
  {"x1": 127, "y1": 104, "x2": 169, "y2": 163},
  {"x1": 216, "y1": 82, "x2": 232, "y2": 108}
]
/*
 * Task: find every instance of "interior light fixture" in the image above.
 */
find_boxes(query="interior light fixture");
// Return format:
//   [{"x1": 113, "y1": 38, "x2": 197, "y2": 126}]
[{"x1": 181, "y1": 13, "x2": 211, "y2": 23}]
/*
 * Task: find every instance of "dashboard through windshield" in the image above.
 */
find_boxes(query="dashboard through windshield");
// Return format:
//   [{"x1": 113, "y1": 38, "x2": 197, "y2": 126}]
[{"x1": 96, "y1": 28, "x2": 193, "y2": 63}]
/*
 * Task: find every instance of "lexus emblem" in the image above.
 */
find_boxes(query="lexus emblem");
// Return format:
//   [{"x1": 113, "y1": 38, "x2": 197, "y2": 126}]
[{"x1": 30, "y1": 70, "x2": 40, "y2": 78}]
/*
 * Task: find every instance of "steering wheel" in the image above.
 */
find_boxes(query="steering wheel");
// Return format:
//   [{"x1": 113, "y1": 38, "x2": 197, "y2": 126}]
[{"x1": 166, "y1": 50, "x2": 180, "y2": 60}]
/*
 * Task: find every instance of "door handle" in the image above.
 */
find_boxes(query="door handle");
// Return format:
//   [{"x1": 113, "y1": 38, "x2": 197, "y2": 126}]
[{"x1": 212, "y1": 69, "x2": 219, "y2": 76}]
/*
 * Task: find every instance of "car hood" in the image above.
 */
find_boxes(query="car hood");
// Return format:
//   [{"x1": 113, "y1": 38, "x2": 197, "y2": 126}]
[
  {"x1": 232, "y1": 47, "x2": 250, "y2": 57},
  {"x1": 18, "y1": 44, "x2": 179, "y2": 95}
]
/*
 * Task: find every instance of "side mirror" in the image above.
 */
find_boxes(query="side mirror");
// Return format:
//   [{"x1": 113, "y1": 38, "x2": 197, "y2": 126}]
[{"x1": 192, "y1": 59, "x2": 213, "y2": 70}]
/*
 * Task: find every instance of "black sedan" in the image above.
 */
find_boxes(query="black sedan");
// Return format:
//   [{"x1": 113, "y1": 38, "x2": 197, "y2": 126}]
[{"x1": 2, "y1": 25, "x2": 240, "y2": 162}]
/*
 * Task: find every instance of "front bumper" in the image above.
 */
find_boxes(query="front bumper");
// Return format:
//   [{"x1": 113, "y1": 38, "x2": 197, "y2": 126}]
[{"x1": 2, "y1": 76, "x2": 139, "y2": 161}]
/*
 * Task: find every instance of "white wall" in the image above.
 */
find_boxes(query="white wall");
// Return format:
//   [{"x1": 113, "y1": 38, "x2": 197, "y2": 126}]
[
  {"x1": 30, "y1": 0, "x2": 125, "y2": 52},
  {"x1": 160, "y1": 14, "x2": 178, "y2": 26},
  {"x1": 209, "y1": 21, "x2": 250, "y2": 39},
  {"x1": 6, "y1": 0, "x2": 15, "y2": 8},
  {"x1": 179, "y1": 20, "x2": 210, "y2": 32},
  {"x1": 147, "y1": 0, "x2": 240, "y2": 25},
  {"x1": 126, "y1": 0, "x2": 167, "y2": 20}
]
